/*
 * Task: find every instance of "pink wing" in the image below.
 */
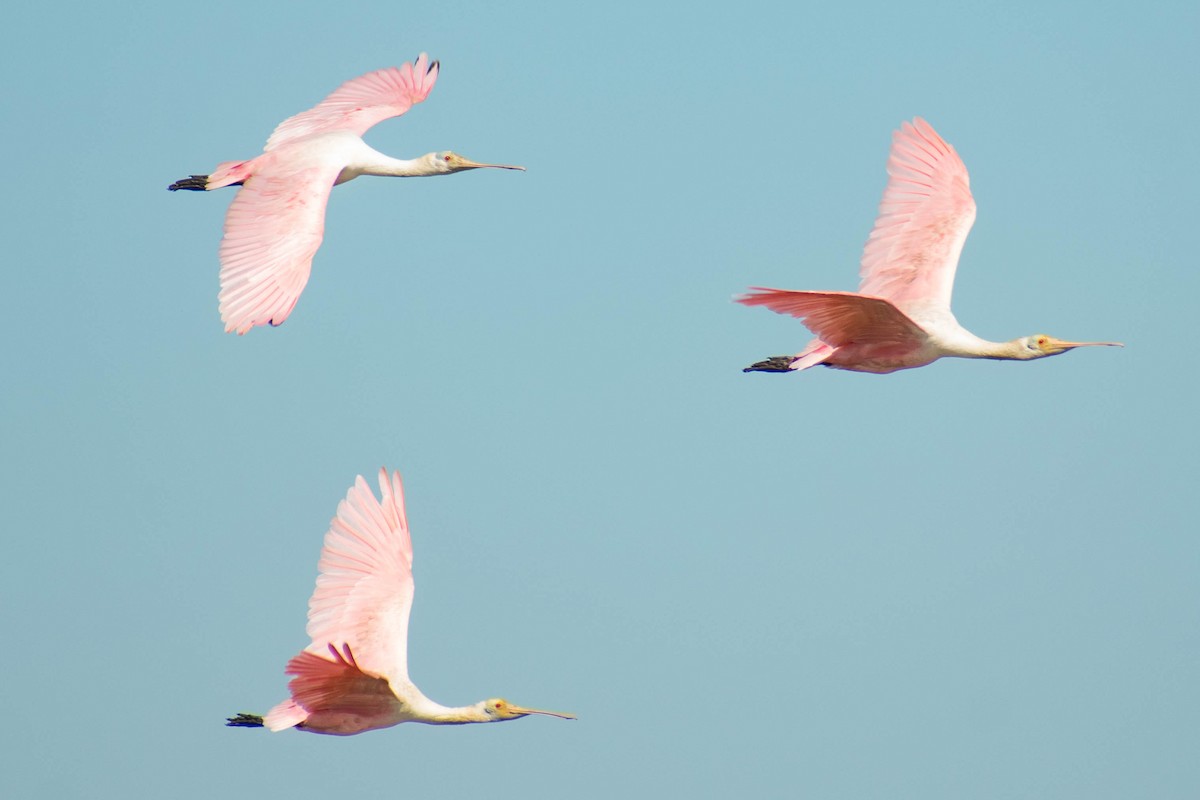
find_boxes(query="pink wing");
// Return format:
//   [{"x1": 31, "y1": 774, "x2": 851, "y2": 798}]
[
  {"x1": 263, "y1": 645, "x2": 397, "y2": 732},
  {"x1": 736, "y1": 288, "x2": 928, "y2": 347},
  {"x1": 304, "y1": 469, "x2": 414, "y2": 686},
  {"x1": 857, "y1": 118, "x2": 977, "y2": 311},
  {"x1": 216, "y1": 160, "x2": 341, "y2": 334},
  {"x1": 265, "y1": 54, "x2": 439, "y2": 151}
]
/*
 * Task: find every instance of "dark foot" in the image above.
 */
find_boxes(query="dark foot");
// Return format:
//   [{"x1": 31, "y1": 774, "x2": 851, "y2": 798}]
[
  {"x1": 743, "y1": 355, "x2": 796, "y2": 373},
  {"x1": 168, "y1": 175, "x2": 209, "y2": 191},
  {"x1": 226, "y1": 712, "x2": 264, "y2": 728}
]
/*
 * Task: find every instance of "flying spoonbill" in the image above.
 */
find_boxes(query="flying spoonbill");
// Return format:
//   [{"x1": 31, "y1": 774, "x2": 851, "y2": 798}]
[
  {"x1": 738, "y1": 118, "x2": 1121, "y2": 374},
  {"x1": 226, "y1": 469, "x2": 574, "y2": 735},
  {"x1": 169, "y1": 55, "x2": 523, "y2": 334}
]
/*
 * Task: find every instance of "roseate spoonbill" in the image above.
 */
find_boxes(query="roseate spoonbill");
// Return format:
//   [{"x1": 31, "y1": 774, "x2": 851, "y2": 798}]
[
  {"x1": 738, "y1": 118, "x2": 1121, "y2": 374},
  {"x1": 169, "y1": 54, "x2": 524, "y2": 334},
  {"x1": 226, "y1": 469, "x2": 574, "y2": 735}
]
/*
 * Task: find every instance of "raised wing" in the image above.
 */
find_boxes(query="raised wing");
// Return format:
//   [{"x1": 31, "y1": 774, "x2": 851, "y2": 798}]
[
  {"x1": 737, "y1": 288, "x2": 927, "y2": 347},
  {"x1": 857, "y1": 118, "x2": 977, "y2": 311},
  {"x1": 265, "y1": 54, "x2": 439, "y2": 151},
  {"x1": 216, "y1": 159, "x2": 341, "y2": 334},
  {"x1": 305, "y1": 469, "x2": 415, "y2": 687}
]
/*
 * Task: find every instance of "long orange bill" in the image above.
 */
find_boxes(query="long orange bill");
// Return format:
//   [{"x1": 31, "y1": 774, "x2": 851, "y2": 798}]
[{"x1": 1055, "y1": 340, "x2": 1124, "y2": 348}]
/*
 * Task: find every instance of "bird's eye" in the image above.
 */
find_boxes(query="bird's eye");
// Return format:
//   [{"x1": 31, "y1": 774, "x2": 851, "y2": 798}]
[
  {"x1": 443, "y1": 154, "x2": 451, "y2": 162},
  {"x1": 1037, "y1": 336, "x2": 1047, "y2": 346}
]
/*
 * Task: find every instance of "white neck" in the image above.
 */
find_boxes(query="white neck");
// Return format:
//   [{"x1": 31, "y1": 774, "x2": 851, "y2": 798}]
[
  {"x1": 936, "y1": 329, "x2": 1030, "y2": 361},
  {"x1": 337, "y1": 143, "x2": 438, "y2": 184},
  {"x1": 358, "y1": 154, "x2": 437, "y2": 178},
  {"x1": 974, "y1": 339, "x2": 1031, "y2": 361},
  {"x1": 405, "y1": 695, "x2": 489, "y2": 725}
]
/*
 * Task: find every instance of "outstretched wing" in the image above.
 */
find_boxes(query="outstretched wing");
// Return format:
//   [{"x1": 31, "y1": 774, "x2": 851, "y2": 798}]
[
  {"x1": 736, "y1": 288, "x2": 927, "y2": 348},
  {"x1": 265, "y1": 54, "x2": 439, "y2": 151},
  {"x1": 857, "y1": 118, "x2": 976, "y2": 311},
  {"x1": 216, "y1": 159, "x2": 341, "y2": 334},
  {"x1": 304, "y1": 469, "x2": 415, "y2": 687}
]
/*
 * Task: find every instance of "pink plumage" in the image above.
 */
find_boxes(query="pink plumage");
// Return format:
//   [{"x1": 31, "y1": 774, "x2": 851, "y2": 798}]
[
  {"x1": 265, "y1": 57, "x2": 440, "y2": 150},
  {"x1": 230, "y1": 469, "x2": 574, "y2": 736},
  {"x1": 857, "y1": 117, "x2": 975, "y2": 309},
  {"x1": 306, "y1": 470, "x2": 413, "y2": 685},
  {"x1": 170, "y1": 55, "x2": 524, "y2": 334},
  {"x1": 264, "y1": 646, "x2": 401, "y2": 735},
  {"x1": 738, "y1": 118, "x2": 1120, "y2": 374},
  {"x1": 217, "y1": 164, "x2": 337, "y2": 333},
  {"x1": 257, "y1": 469, "x2": 413, "y2": 734}
]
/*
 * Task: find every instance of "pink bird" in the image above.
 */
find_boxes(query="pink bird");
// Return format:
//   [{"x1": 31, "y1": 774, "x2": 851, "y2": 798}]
[
  {"x1": 227, "y1": 469, "x2": 574, "y2": 735},
  {"x1": 738, "y1": 118, "x2": 1121, "y2": 374},
  {"x1": 169, "y1": 54, "x2": 524, "y2": 334}
]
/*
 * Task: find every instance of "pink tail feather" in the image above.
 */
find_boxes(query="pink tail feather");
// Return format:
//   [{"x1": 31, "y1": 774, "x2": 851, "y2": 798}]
[
  {"x1": 206, "y1": 160, "x2": 255, "y2": 190},
  {"x1": 263, "y1": 698, "x2": 308, "y2": 732},
  {"x1": 790, "y1": 341, "x2": 834, "y2": 371}
]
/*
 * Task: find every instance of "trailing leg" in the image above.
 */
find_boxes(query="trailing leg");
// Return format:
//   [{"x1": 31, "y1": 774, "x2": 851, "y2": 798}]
[
  {"x1": 226, "y1": 712, "x2": 264, "y2": 728},
  {"x1": 167, "y1": 175, "x2": 210, "y2": 191},
  {"x1": 743, "y1": 355, "x2": 797, "y2": 373}
]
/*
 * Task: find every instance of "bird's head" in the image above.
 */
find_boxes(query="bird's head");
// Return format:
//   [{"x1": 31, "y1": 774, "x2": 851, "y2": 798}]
[
  {"x1": 1017, "y1": 334, "x2": 1123, "y2": 359},
  {"x1": 426, "y1": 151, "x2": 526, "y2": 174},
  {"x1": 477, "y1": 697, "x2": 576, "y2": 722}
]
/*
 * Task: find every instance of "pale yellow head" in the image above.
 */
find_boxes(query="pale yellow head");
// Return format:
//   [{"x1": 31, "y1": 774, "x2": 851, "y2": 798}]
[
  {"x1": 428, "y1": 151, "x2": 526, "y2": 173},
  {"x1": 1019, "y1": 334, "x2": 1123, "y2": 359},
  {"x1": 480, "y1": 698, "x2": 576, "y2": 722}
]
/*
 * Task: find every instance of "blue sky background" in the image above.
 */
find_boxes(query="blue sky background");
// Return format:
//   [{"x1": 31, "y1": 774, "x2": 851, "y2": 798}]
[{"x1": 2, "y1": 1, "x2": 1197, "y2": 797}]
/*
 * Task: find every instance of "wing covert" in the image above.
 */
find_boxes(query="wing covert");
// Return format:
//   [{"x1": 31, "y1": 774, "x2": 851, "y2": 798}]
[{"x1": 737, "y1": 288, "x2": 926, "y2": 347}]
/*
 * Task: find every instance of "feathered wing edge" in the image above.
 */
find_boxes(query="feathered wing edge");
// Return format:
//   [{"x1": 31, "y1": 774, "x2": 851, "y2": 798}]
[
  {"x1": 265, "y1": 54, "x2": 440, "y2": 150},
  {"x1": 736, "y1": 288, "x2": 926, "y2": 348},
  {"x1": 263, "y1": 470, "x2": 415, "y2": 731},
  {"x1": 263, "y1": 645, "x2": 396, "y2": 732},
  {"x1": 216, "y1": 163, "x2": 340, "y2": 334},
  {"x1": 857, "y1": 117, "x2": 977, "y2": 310}
]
